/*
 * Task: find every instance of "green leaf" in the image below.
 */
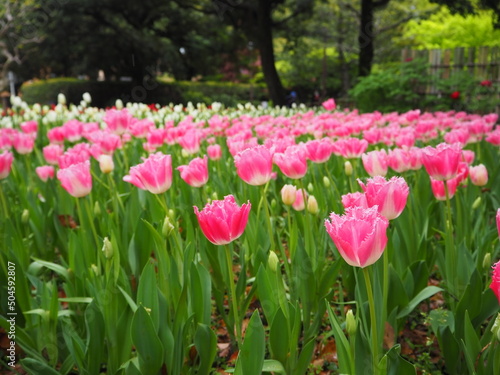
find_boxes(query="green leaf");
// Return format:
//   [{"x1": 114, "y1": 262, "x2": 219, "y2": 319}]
[
  {"x1": 269, "y1": 308, "x2": 290, "y2": 366},
  {"x1": 59, "y1": 297, "x2": 93, "y2": 304},
  {"x1": 397, "y1": 286, "x2": 443, "y2": 319},
  {"x1": 461, "y1": 310, "x2": 481, "y2": 375},
  {"x1": 256, "y1": 265, "x2": 278, "y2": 322},
  {"x1": 194, "y1": 323, "x2": 217, "y2": 375},
  {"x1": 234, "y1": 310, "x2": 265, "y2": 375},
  {"x1": 118, "y1": 285, "x2": 138, "y2": 312},
  {"x1": 20, "y1": 358, "x2": 61, "y2": 375},
  {"x1": 378, "y1": 344, "x2": 416, "y2": 375},
  {"x1": 84, "y1": 300, "x2": 105, "y2": 375},
  {"x1": 131, "y1": 305, "x2": 164, "y2": 374},
  {"x1": 294, "y1": 338, "x2": 315, "y2": 375},
  {"x1": 190, "y1": 263, "x2": 212, "y2": 325},
  {"x1": 262, "y1": 359, "x2": 286, "y2": 374},
  {"x1": 137, "y1": 261, "x2": 160, "y2": 332},
  {"x1": 326, "y1": 303, "x2": 353, "y2": 375},
  {"x1": 29, "y1": 258, "x2": 70, "y2": 281}
]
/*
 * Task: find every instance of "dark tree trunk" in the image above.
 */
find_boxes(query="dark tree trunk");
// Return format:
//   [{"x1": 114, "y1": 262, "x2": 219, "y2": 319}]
[
  {"x1": 358, "y1": 0, "x2": 391, "y2": 77},
  {"x1": 358, "y1": 0, "x2": 375, "y2": 77},
  {"x1": 255, "y1": 0, "x2": 286, "y2": 106}
]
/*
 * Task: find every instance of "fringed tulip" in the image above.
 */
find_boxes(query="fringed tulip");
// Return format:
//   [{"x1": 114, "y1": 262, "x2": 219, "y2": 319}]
[
  {"x1": 123, "y1": 153, "x2": 173, "y2": 194},
  {"x1": 177, "y1": 155, "x2": 209, "y2": 187},
  {"x1": 193, "y1": 195, "x2": 251, "y2": 245},
  {"x1": 362, "y1": 150, "x2": 388, "y2": 177},
  {"x1": 207, "y1": 144, "x2": 222, "y2": 160},
  {"x1": 43, "y1": 144, "x2": 64, "y2": 165},
  {"x1": 325, "y1": 205, "x2": 389, "y2": 268},
  {"x1": 0, "y1": 151, "x2": 14, "y2": 179},
  {"x1": 57, "y1": 161, "x2": 92, "y2": 198},
  {"x1": 36, "y1": 166, "x2": 55, "y2": 182},
  {"x1": 103, "y1": 109, "x2": 134, "y2": 135},
  {"x1": 234, "y1": 145, "x2": 273, "y2": 186},
  {"x1": 359, "y1": 176, "x2": 409, "y2": 220},
  {"x1": 491, "y1": 260, "x2": 500, "y2": 304},
  {"x1": 273, "y1": 145, "x2": 308, "y2": 179},
  {"x1": 305, "y1": 139, "x2": 333, "y2": 163},
  {"x1": 342, "y1": 192, "x2": 369, "y2": 210}
]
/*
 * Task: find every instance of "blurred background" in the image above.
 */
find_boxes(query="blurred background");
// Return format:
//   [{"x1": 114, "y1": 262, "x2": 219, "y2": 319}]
[{"x1": 0, "y1": 0, "x2": 499, "y2": 112}]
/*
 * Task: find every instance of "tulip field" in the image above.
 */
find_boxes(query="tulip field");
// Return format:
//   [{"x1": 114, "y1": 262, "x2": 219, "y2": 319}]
[{"x1": 1, "y1": 96, "x2": 500, "y2": 375}]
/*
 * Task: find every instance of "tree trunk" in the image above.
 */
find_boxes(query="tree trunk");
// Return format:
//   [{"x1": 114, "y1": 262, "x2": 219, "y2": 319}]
[
  {"x1": 358, "y1": 0, "x2": 375, "y2": 77},
  {"x1": 255, "y1": 0, "x2": 286, "y2": 106}
]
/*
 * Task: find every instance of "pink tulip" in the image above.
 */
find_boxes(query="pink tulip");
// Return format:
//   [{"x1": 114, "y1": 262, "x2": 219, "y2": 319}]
[
  {"x1": 462, "y1": 150, "x2": 475, "y2": 165},
  {"x1": 325, "y1": 205, "x2": 389, "y2": 268},
  {"x1": 273, "y1": 145, "x2": 308, "y2": 179},
  {"x1": 194, "y1": 195, "x2": 251, "y2": 245},
  {"x1": 177, "y1": 156, "x2": 209, "y2": 187},
  {"x1": 12, "y1": 132, "x2": 34, "y2": 154},
  {"x1": 421, "y1": 143, "x2": 462, "y2": 181},
  {"x1": 0, "y1": 151, "x2": 14, "y2": 179},
  {"x1": 292, "y1": 189, "x2": 307, "y2": 211},
  {"x1": 207, "y1": 144, "x2": 222, "y2": 160},
  {"x1": 47, "y1": 127, "x2": 65, "y2": 144},
  {"x1": 57, "y1": 161, "x2": 92, "y2": 198},
  {"x1": 362, "y1": 150, "x2": 388, "y2": 177},
  {"x1": 359, "y1": 176, "x2": 409, "y2": 220},
  {"x1": 147, "y1": 128, "x2": 166, "y2": 148},
  {"x1": 490, "y1": 260, "x2": 500, "y2": 304},
  {"x1": 62, "y1": 119, "x2": 83, "y2": 142},
  {"x1": 469, "y1": 164, "x2": 488, "y2": 186},
  {"x1": 43, "y1": 144, "x2": 64, "y2": 165},
  {"x1": 305, "y1": 139, "x2": 333, "y2": 163},
  {"x1": 322, "y1": 98, "x2": 336, "y2": 111},
  {"x1": 36, "y1": 166, "x2": 55, "y2": 182},
  {"x1": 20, "y1": 120, "x2": 38, "y2": 135},
  {"x1": 388, "y1": 148, "x2": 412, "y2": 173},
  {"x1": 331, "y1": 138, "x2": 368, "y2": 159},
  {"x1": 178, "y1": 131, "x2": 202, "y2": 154},
  {"x1": 430, "y1": 177, "x2": 459, "y2": 201},
  {"x1": 123, "y1": 153, "x2": 173, "y2": 194},
  {"x1": 103, "y1": 109, "x2": 134, "y2": 135},
  {"x1": 341, "y1": 192, "x2": 368, "y2": 210},
  {"x1": 234, "y1": 145, "x2": 273, "y2": 186},
  {"x1": 129, "y1": 118, "x2": 155, "y2": 138}
]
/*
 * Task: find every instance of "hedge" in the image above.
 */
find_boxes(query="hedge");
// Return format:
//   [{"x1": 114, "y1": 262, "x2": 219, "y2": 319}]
[{"x1": 20, "y1": 78, "x2": 268, "y2": 108}]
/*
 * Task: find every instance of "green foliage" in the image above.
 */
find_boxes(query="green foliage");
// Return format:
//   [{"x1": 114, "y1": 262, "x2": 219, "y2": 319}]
[
  {"x1": 398, "y1": 8, "x2": 500, "y2": 49},
  {"x1": 349, "y1": 59, "x2": 499, "y2": 113},
  {"x1": 20, "y1": 78, "x2": 267, "y2": 107}
]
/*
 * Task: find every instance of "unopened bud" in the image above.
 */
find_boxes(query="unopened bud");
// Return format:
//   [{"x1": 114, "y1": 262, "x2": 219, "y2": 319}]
[
  {"x1": 94, "y1": 201, "x2": 101, "y2": 216},
  {"x1": 472, "y1": 197, "x2": 482, "y2": 210},
  {"x1": 346, "y1": 309, "x2": 357, "y2": 336},
  {"x1": 21, "y1": 209, "x2": 29, "y2": 224},
  {"x1": 162, "y1": 216, "x2": 174, "y2": 237},
  {"x1": 307, "y1": 196, "x2": 319, "y2": 214},
  {"x1": 181, "y1": 149, "x2": 189, "y2": 158},
  {"x1": 115, "y1": 99, "x2": 124, "y2": 109},
  {"x1": 271, "y1": 199, "x2": 277, "y2": 208},
  {"x1": 307, "y1": 183, "x2": 314, "y2": 193},
  {"x1": 344, "y1": 161, "x2": 353, "y2": 176},
  {"x1": 91, "y1": 264, "x2": 99, "y2": 276},
  {"x1": 57, "y1": 93, "x2": 67, "y2": 105},
  {"x1": 102, "y1": 237, "x2": 114, "y2": 259},
  {"x1": 83, "y1": 92, "x2": 92, "y2": 104},
  {"x1": 482, "y1": 253, "x2": 491, "y2": 269},
  {"x1": 211, "y1": 192, "x2": 218, "y2": 201},
  {"x1": 268, "y1": 251, "x2": 279, "y2": 273},
  {"x1": 323, "y1": 176, "x2": 331, "y2": 188},
  {"x1": 281, "y1": 184, "x2": 297, "y2": 206},
  {"x1": 98, "y1": 155, "x2": 114, "y2": 174}
]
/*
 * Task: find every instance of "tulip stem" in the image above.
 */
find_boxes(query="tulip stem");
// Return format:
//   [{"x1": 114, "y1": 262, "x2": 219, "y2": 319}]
[
  {"x1": 84, "y1": 197, "x2": 100, "y2": 251},
  {"x1": 224, "y1": 244, "x2": 242, "y2": 349},
  {"x1": 0, "y1": 183, "x2": 8, "y2": 220},
  {"x1": 444, "y1": 182, "x2": 457, "y2": 297},
  {"x1": 260, "y1": 183, "x2": 276, "y2": 252},
  {"x1": 363, "y1": 267, "x2": 380, "y2": 375},
  {"x1": 297, "y1": 178, "x2": 315, "y2": 268}
]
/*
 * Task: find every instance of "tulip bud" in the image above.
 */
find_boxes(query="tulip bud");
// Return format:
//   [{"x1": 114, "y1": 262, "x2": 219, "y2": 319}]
[
  {"x1": 307, "y1": 183, "x2": 314, "y2": 193},
  {"x1": 346, "y1": 309, "x2": 357, "y2": 336},
  {"x1": 181, "y1": 149, "x2": 189, "y2": 158},
  {"x1": 211, "y1": 192, "x2": 218, "y2": 201},
  {"x1": 57, "y1": 93, "x2": 67, "y2": 105},
  {"x1": 472, "y1": 197, "x2": 482, "y2": 210},
  {"x1": 115, "y1": 99, "x2": 124, "y2": 109},
  {"x1": 91, "y1": 264, "x2": 100, "y2": 276},
  {"x1": 162, "y1": 216, "x2": 174, "y2": 237},
  {"x1": 344, "y1": 161, "x2": 353, "y2": 176},
  {"x1": 98, "y1": 155, "x2": 114, "y2": 174},
  {"x1": 271, "y1": 199, "x2": 277, "y2": 208},
  {"x1": 168, "y1": 209, "x2": 175, "y2": 221},
  {"x1": 323, "y1": 176, "x2": 331, "y2": 188},
  {"x1": 94, "y1": 201, "x2": 101, "y2": 216},
  {"x1": 268, "y1": 251, "x2": 279, "y2": 273},
  {"x1": 482, "y1": 253, "x2": 491, "y2": 269},
  {"x1": 307, "y1": 196, "x2": 319, "y2": 214},
  {"x1": 83, "y1": 92, "x2": 92, "y2": 104},
  {"x1": 102, "y1": 237, "x2": 114, "y2": 259},
  {"x1": 281, "y1": 184, "x2": 297, "y2": 206},
  {"x1": 21, "y1": 209, "x2": 29, "y2": 224}
]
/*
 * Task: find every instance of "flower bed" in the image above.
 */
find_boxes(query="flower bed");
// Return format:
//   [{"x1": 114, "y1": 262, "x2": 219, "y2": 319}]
[{"x1": 0, "y1": 96, "x2": 499, "y2": 374}]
